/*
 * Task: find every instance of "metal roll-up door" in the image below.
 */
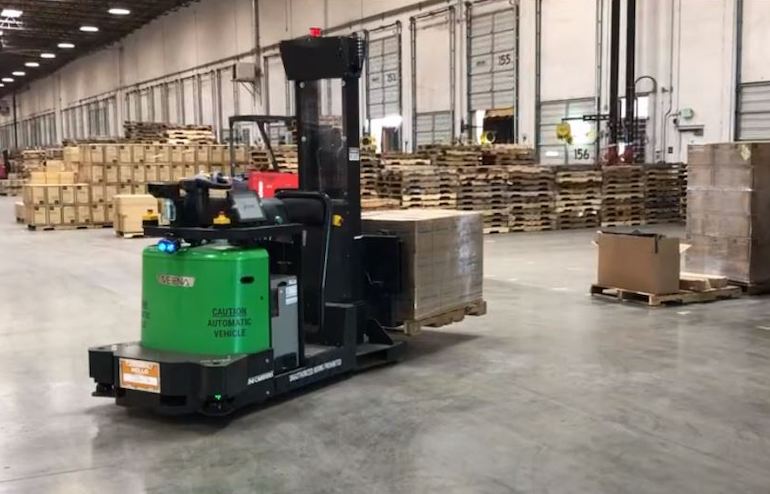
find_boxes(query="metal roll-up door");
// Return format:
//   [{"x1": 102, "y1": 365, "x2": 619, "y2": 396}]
[
  {"x1": 367, "y1": 34, "x2": 401, "y2": 120},
  {"x1": 538, "y1": 98, "x2": 596, "y2": 165},
  {"x1": 468, "y1": 8, "x2": 517, "y2": 114}
]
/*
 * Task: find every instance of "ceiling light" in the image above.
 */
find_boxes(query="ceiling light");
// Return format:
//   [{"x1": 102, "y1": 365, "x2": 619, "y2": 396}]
[
  {"x1": 58, "y1": 42, "x2": 75, "y2": 49},
  {"x1": 2, "y1": 77, "x2": 14, "y2": 83},
  {"x1": 108, "y1": 7, "x2": 130, "y2": 15},
  {"x1": 80, "y1": 25, "x2": 99, "y2": 32},
  {"x1": 11, "y1": 71, "x2": 25, "y2": 76},
  {"x1": 1, "y1": 9, "x2": 23, "y2": 18},
  {"x1": 0, "y1": 84, "x2": 4, "y2": 88},
  {"x1": 40, "y1": 53, "x2": 56, "y2": 59},
  {"x1": 24, "y1": 62, "x2": 39, "y2": 68}
]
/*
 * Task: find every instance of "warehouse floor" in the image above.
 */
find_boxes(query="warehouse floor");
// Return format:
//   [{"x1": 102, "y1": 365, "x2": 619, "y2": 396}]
[{"x1": 2, "y1": 196, "x2": 770, "y2": 494}]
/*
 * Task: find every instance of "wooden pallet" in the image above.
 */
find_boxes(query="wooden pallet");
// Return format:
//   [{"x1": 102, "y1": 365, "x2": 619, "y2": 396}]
[
  {"x1": 401, "y1": 299, "x2": 487, "y2": 335},
  {"x1": 116, "y1": 231, "x2": 144, "y2": 239},
  {"x1": 590, "y1": 284, "x2": 742, "y2": 307},
  {"x1": 27, "y1": 223, "x2": 112, "y2": 232},
  {"x1": 729, "y1": 280, "x2": 770, "y2": 296}
]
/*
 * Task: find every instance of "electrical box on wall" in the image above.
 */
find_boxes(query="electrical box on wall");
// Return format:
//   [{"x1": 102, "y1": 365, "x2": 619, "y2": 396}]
[
  {"x1": 233, "y1": 63, "x2": 259, "y2": 82},
  {"x1": 0, "y1": 100, "x2": 9, "y2": 116}
]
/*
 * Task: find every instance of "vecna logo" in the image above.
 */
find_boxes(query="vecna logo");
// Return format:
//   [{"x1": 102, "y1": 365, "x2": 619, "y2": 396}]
[{"x1": 156, "y1": 274, "x2": 196, "y2": 288}]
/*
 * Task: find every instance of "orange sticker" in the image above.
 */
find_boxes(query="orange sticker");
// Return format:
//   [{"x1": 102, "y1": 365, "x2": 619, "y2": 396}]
[{"x1": 119, "y1": 358, "x2": 161, "y2": 394}]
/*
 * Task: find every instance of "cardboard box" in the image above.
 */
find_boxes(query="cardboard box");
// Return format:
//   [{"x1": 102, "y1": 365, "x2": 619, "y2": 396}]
[
  {"x1": 118, "y1": 145, "x2": 133, "y2": 163},
  {"x1": 48, "y1": 206, "x2": 62, "y2": 225},
  {"x1": 210, "y1": 145, "x2": 225, "y2": 164},
  {"x1": 133, "y1": 183, "x2": 147, "y2": 194},
  {"x1": 132, "y1": 144, "x2": 145, "y2": 163},
  {"x1": 133, "y1": 165, "x2": 146, "y2": 183},
  {"x1": 170, "y1": 146, "x2": 184, "y2": 164},
  {"x1": 362, "y1": 209, "x2": 484, "y2": 322},
  {"x1": 46, "y1": 160, "x2": 65, "y2": 173},
  {"x1": 46, "y1": 185, "x2": 62, "y2": 205},
  {"x1": 62, "y1": 205, "x2": 77, "y2": 225},
  {"x1": 157, "y1": 164, "x2": 171, "y2": 182},
  {"x1": 184, "y1": 164, "x2": 197, "y2": 178},
  {"x1": 58, "y1": 171, "x2": 76, "y2": 184},
  {"x1": 29, "y1": 171, "x2": 46, "y2": 185},
  {"x1": 143, "y1": 145, "x2": 157, "y2": 164},
  {"x1": 91, "y1": 203, "x2": 106, "y2": 224},
  {"x1": 77, "y1": 205, "x2": 92, "y2": 224},
  {"x1": 61, "y1": 185, "x2": 76, "y2": 205},
  {"x1": 91, "y1": 184, "x2": 104, "y2": 203},
  {"x1": 24, "y1": 185, "x2": 48, "y2": 205},
  {"x1": 118, "y1": 184, "x2": 133, "y2": 196},
  {"x1": 104, "y1": 145, "x2": 119, "y2": 163},
  {"x1": 104, "y1": 184, "x2": 118, "y2": 202},
  {"x1": 155, "y1": 145, "x2": 171, "y2": 163},
  {"x1": 75, "y1": 184, "x2": 90, "y2": 204},
  {"x1": 45, "y1": 171, "x2": 61, "y2": 184},
  {"x1": 596, "y1": 232, "x2": 680, "y2": 295},
  {"x1": 104, "y1": 165, "x2": 118, "y2": 183},
  {"x1": 114, "y1": 194, "x2": 159, "y2": 234},
  {"x1": 143, "y1": 164, "x2": 157, "y2": 182},
  {"x1": 106, "y1": 204, "x2": 115, "y2": 222},
  {"x1": 171, "y1": 165, "x2": 185, "y2": 181},
  {"x1": 183, "y1": 146, "x2": 197, "y2": 164},
  {"x1": 89, "y1": 145, "x2": 105, "y2": 164},
  {"x1": 119, "y1": 164, "x2": 134, "y2": 184},
  {"x1": 27, "y1": 205, "x2": 47, "y2": 225},
  {"x1": 14, "y1": 201, "x2": 25, "y2": 222},
  {"x1": 196, "y1": 146, "x2": 211, "y2": 164}
]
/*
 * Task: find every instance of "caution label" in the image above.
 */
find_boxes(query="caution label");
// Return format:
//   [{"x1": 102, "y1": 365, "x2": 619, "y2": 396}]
[
  {"x1": 208, "y1": 307, "x2": 252, "y2": 338},
  {"x1": 119, "y1": 358, "x2": 161, "y2": 394}
]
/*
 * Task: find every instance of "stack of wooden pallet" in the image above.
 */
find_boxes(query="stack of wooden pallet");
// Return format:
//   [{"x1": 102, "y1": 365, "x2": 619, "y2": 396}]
[
  {"x1": 601, "y1": 165, "x2": 645, "y2": 227},
  {"x1": 678, "y1": 162, "x2": 687, "y2": 223},
  {"x1": 436, "y1": 147, "x2": 508, "y2": 233},
  {"x1": 20, "y1": 149, "x2": 47, "y2": 171},
  {"x1": 123, "y1": 122, "x2": 169, "y2": 142},
  {"x1": 250, "y1": 148, "x2": 271, "y2": 170},
  {"x1": 166, "y1": 125, "x2": 217, "y2": 145},
  {"x1": 249, "y1": 145, "x2": 298, "y2": 173},
  {"x1": 360, "y1": 150, "x2": 380, "y2": 199},
  {"x1": 381, "y1": 155, "x2": 453, "y2": 209},
  {"x1": 507, "y1": 165, "x2": 556, "y2": 231},
  {"x1": 481, "y1": 145, "x2": 536, "y2": 168},
  {"x1": 555, "y1": 166, "x2": 602, "y2": 229},
  {"x1": 644, "y1": 163, "x2": 681, "y2": 224}
]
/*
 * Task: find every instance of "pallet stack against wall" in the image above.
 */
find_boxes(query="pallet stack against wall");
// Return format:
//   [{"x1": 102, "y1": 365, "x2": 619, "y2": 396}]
[
  {"x1": 507, "y1": 165, "x2": 556, "y2": 232},
  {"x1": 601, "y1": 165, "x2": 645, "y2": 227},
  {"x1": 249, "y1": 145, "x2": 299, "y2": 174},
  {"x1": 554, "y1": 166, "x2": 601, "y2": 230},
  {"x1": 644, "y1": 163, "x2": 681, "y2": 224},
  {"x1": 380, "y1": 154, "x2": 457, "y2": 209}
]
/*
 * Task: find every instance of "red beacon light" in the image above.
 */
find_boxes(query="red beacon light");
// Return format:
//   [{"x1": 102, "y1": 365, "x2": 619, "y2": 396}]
[{"x1": 309, "y1": 27, "x2": 322, "y2": 37}]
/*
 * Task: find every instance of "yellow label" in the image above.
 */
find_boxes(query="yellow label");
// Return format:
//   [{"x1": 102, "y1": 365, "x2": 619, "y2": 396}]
[{"x1": 119, "y1": 358, "x2": 161, "y2": 394}]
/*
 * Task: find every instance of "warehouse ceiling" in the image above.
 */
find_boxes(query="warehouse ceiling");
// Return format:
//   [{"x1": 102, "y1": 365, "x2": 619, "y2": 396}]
[{"x1": 0, "y1": 0, "x2": 199, "y2": 98}]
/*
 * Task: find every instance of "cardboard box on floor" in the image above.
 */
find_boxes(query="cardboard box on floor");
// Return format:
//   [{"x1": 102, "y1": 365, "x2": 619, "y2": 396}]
[
  {"x1": 596, "y1": 231, "x2": 681, "y2": 295},
  {"x1": 114, "y1": 194, "x2": 159, "y2": 234}
]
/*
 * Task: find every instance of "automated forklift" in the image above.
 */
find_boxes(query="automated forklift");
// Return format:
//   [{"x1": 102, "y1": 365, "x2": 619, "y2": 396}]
[{"x1": 88, "y1": 34, "x2": 405, "y2": 416}]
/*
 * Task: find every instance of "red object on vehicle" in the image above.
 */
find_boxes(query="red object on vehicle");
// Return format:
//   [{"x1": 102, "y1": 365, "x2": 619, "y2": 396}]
[
  {"x1": 0, "y1": 163, "x2": 6, "y2": 180},
  {"x1": 309, "y1": 27, "x2": 322, "y2": 37},
  {"x1": 248, "y1": 171, "x2": 298, "y2": 198}
]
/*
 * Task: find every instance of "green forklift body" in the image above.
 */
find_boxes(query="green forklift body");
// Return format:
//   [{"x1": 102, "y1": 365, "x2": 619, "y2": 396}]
[{"x1": 141, "y1": 244, "x2": 271, "y2": 356}]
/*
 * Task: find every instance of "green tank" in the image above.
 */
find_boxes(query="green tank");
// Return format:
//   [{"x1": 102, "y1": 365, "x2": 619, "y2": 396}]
[{"x1": 140, "y1": 243, "x2": 270, "y2": 356}]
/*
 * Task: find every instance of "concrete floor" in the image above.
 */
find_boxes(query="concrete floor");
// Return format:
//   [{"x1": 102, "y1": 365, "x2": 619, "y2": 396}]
[{"x1": 2, "y1": 196, "x2": 770, "y2": 494}]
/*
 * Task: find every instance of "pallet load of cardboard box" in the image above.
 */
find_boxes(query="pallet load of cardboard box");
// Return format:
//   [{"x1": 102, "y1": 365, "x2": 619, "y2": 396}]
[
  {"x1": 20, "y1": 161, "x2": 95, "y2": 230},
  {"x1": 19, "y1": 143, "x2": 251, "y2": 231},
  {"x1": 685, "y1": 143, "x2": 770, "y2": 293}
]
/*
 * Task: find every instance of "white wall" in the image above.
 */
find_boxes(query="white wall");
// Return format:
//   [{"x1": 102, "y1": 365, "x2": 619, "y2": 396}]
[{"x1": 0, "y1": 0, "x2": 764, "y2": 163}]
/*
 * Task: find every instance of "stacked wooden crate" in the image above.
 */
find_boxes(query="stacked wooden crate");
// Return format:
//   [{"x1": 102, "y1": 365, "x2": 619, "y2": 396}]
[
  {"x1": 381, "y1": 155, "x2": 453, "y2": 209},
  {"x1": 20, "y1": 149, "x2": 46, "y2": 172},
  {"x1": 600, "y1": 165, "x2": 645, "y2": 227},
  {"x1": 507, "y1": 165, "x2": 556, "y2": 231},
  {"x1": 644, "y1": 163, "x2": 681, "y2": 224},
  {"x1": 554, "y1": 166, "x2": 602, "y2": 229},
  {"x1": 274, "y1": 145, "x2": 298, "y2": 173}
]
